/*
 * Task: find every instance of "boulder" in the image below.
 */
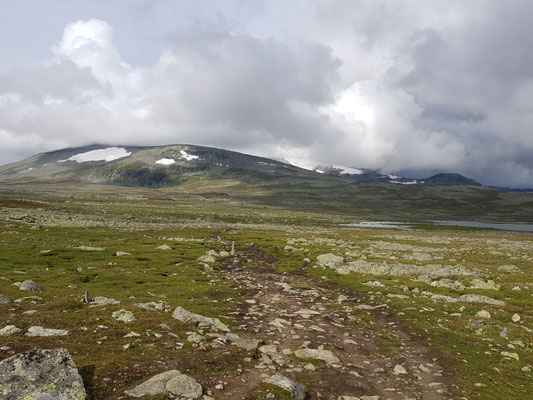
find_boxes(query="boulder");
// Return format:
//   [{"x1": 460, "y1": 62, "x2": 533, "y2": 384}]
[
  {"x1": 125, "y1": 370, "x2": 202, "y2": 398},
  {"x1": 0, "y1": 294, "x2": 10, "y2": 304},
  {"x1": 26, "y1": 326, "x2": 69, "y2": 337},
  {"x1": 498, "y1": 265, "x2": 519, "y2": 272},
  {"x1": 172, "y1": 306, "x2": 229, "y2": 332},
  {"x1": 234, "y1": 338, "x2": 260, "y2": 351},
  {"x1": 0, "y1": 325, "x2": 21, "y2": 336},
  {"x1": 0, "y1": 348, "x2": 86, "y2": 400},
  {"x1": 156, "y1": 244, "x2": 172, "y2": 250},
  {"x1": 88, "y1": 296, "x2": 122, "y2": 306},
  {"x1": 17, "y1": 280, "x2": 44, "y2": 292},
  {"x1": 264, "y1": 374, "x2": 306, "y2": 400},
  {"x1": 112, "y1": 309, "x2": 135, "y2": 323},
  {"x1": 165, "y1": 374, "x2": 203, "y2": 398},
  {"x1": 116, "y1": 251, "x2": 131, "y2": 256},
  {"x1": 294, "y1": 347, "x2": 340, "y2": 364},
  {"x1": 134, "y1": 301, "x2": 171, "y2": 312}
]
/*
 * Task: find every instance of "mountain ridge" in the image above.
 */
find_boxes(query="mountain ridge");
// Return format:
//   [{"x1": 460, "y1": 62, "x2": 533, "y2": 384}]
[{"x1": 0, "y1": 143, "x2": 481, "y2": 188}]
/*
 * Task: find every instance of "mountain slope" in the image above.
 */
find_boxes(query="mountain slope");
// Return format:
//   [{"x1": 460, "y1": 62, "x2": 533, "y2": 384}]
[
  {"x1": 1, "y1": 144, "x2": 532, "y2": 222},
  {"x1": 0, "y1": 144, "x2": 317, "y2": 186}
]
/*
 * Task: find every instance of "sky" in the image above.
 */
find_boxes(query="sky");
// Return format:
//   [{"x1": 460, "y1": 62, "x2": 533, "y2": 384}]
[{"x1": 0, "y1": 0, "x2": 532, "y2": 187}]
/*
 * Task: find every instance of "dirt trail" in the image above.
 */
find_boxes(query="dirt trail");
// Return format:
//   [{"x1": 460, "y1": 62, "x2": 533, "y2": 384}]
[{"x1": 214, "y1": 267, "x2": 457, "y2": 400}]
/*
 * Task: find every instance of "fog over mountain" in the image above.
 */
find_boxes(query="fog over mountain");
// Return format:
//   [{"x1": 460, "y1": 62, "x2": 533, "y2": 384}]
[{"x1": 1, "y1": 1, "x2": 532, "y2": 188}]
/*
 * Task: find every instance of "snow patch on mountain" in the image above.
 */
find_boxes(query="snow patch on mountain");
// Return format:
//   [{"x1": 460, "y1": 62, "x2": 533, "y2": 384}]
[
  {"x1": 339, "y1": 166, "x2": 364, "y2": 175},
  {"x1": 59, "y1": 147, "x2": 131, "y2": 163},
  {"x1": 156, "y1": 158, "x2": 176, "y2": 165},
  {"x1": 179, "y1": 150, "x2": 199, "y2": 161}
]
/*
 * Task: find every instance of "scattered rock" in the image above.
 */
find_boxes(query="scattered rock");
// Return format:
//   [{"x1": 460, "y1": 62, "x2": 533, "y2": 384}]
[
  {"x1": 364, "y1": 281, "x2": 385, "y2": 288},
  {"x1": 116, "y1": 251, "x2": 131, "y2": 256},
  {"x1": 134, "y1": 301, "x2": 171, "y2": 312},
  {"x1": 428, "y1": 293, "x2": 505, "y2": 306},
  {"x1": 16, "y1": 280, "x2": 44, "y2": 292},
  {"x1": 264, "y1": 374, "x2": 306, "y2": 400},
  {"x1": 501, "y1": 351, "x2": 519, "y2": 361},
  {"x1": 512, "y1": 313, "x2": 521, "y2": 323},
  {"x1": 0, "y1": 294, "x2": 10, "y2": 304},
  {"x1": 475, "y1": 310, "x2": 491, "y2": 319},
  {"x1": 234, "y1": 338, "x2": 260, "y2": 351},
  {"x1": 125, "y1": 370, "x2": 201, "y2": 398},
  {"x1": 156, "y1": 244, "x2": 172, "y2": 250},
  {"x1": 172, "y1": 306, "x2": 229, "y2": 332},
  {"x1": 469, "y1": 278, "x2": 500, "y2": 290},
  {"x1": 88, "y1": 296, "x2": 122, "y2": 306},
  {"x1": 0, "y1": 325, "x2": 21, "y2": 336},
  {"x1": 294, "y1": 347, "x2": 340, "y2": 364},
  {"x1": 112, "y1": 309, "x2": 135, "y2": 323},
  {"x1": 498, "y1": 265, "x2": 519, "y2": 272},
  {"x1": 0, "y1": 348, "x2": 86, "y2": 400},
  {"x1": 14, "y1": 295, "x2": 42, "y2": 303},
  {"x1": 75, "y1": 245, "x2": 105, "y2": 251},
  {"x1": 26, "y1": 326, "x2": 69, "y2": 337},
  {"x1": 125, "y1": 370, "x2": 182, "y2": 397},
  {"x1": 393, "y1": 364, "x2": 408, "y2": 375},
  {"x1": 317, "y1": 253, "x2": 472, "y2": 278},
  {"x1": 165, "y1": 374, "x2": 203, "y2": 398}
]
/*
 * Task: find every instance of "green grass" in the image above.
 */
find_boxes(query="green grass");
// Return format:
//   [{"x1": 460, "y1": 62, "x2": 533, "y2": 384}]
[{"x1": 0, "y1": 183, "x2": 532, "y2": 399}]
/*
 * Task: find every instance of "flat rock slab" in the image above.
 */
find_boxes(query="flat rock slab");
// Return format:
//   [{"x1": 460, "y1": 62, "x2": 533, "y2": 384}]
[
  {"x1": 0, "y1": 348, "x2": 86, "y2": 400},
  {"x1": 264, "y1": 374, "x2": 306, "y2": 400},
  {"x1": 125, "y1": 370, "x2": 202, "y2": 398},
  {"x1": 172, "y1": 306, "x2": 229, "y2": 332},
  {"x1": 294, "y1": 347, "x2": 340, "y2": 364},
  {"x1": 26, "y1": 326, "x2": 69, "y2": 337},
  {"x1": 0, "y1": 325, "x2": 21, "y2": 336}
]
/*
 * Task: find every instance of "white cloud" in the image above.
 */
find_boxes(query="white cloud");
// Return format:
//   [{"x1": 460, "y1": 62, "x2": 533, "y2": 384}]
[{"x1": 0, "y1": 2, "x2": 532, "y2": 188}]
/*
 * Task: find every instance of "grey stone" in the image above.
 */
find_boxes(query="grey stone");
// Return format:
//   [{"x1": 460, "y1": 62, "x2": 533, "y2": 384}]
[
  {"x1": 429, "y1": 293, "x2": 505, "y2": 306},
  {"x1": 264, "y1": 374, "x2": 306, "y2": 400},
  {"x1": 165, "y1": 374, "x2": 203, "y2": 398},
  {"x1": 0, "y1": 325, "x2": 21, "y2": 336},
  {"x1": 14, "y1": 295, "x2": 42, "y2": 303},
  {"x1": 26, "y1": 326, "x2": 69, "y2": 337},
  {"x1": 475, "y1": 310, "x2": 491, "y2": 319},
  {"x1": 498, "y1": 264, "x2": 519, "y2": 272},
  {"x1": 134, "y1": 301, "x2": 170, "y2": 312},
  {"x1": 156, "y1": 244, "x2": 172, "y2": 250},
  {"x1": 125, "y1": 370, "x2": 182, "y2": 398},
  {"x1": 393, "y1": 364, "x2": 408, "y2": 375},
  {"x1": 18, "y1": 280, "x2": 44, "y2": 292},
  {"x1": 294, "y1": 347, "x2": 340, "y2": 364},
  {"x1": 112, "y1": 309, "x2": 135, "y2": 323},
  {"x1": 234, "y1": 338, "x2": 260, "y2": 351},
  {"x1": 0, "y1": 348, "x2": 86, "y2": 400},
  {"x1": 88, "y1": 296, "x2": 121, "y2": 306},
  {"x1": 116, "y1": 251, "x2": 131, "y2": 256},
  {"x1": 172, "y1": 306, "x2": 229, "y2": 332},
  {"x1": 0, "y1": 294, "x2": 10, "y2": 304}
]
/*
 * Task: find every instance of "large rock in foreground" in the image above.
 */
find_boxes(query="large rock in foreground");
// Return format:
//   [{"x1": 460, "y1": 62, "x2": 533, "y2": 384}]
[{"x1": 0, "y1": 348, "x2": 86, "y2": 400}]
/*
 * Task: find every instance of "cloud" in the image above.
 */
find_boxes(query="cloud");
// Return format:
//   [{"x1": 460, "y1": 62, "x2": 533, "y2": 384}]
[{"x1": 0, "y1": 2, "x2": 532, "y2": 188}]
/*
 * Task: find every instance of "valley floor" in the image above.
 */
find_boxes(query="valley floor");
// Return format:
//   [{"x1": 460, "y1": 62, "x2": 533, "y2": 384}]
[{"x1": 0, "y1": 185, "x2": 532, "y2": 399}]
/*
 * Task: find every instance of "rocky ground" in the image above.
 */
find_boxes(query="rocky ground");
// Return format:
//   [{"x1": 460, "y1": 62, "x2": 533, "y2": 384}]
[{"x1": 0, "y1": 185, "x2": 532, "y2": 399}]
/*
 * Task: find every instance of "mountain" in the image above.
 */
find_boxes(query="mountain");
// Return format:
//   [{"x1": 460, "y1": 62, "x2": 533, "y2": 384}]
[
  {"x1": 0, "y1": 144, "x2": 317, "y2": 186},
  {"x1": 311, "y1": 165, "x2": 479, "y2": 186},
  {"x1": 1, "y1": 144, "x2": 531, "y2": 222},
  {"x1": 422, "y1": 173, "x2": 482, "y2": 186}
]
